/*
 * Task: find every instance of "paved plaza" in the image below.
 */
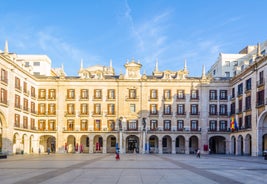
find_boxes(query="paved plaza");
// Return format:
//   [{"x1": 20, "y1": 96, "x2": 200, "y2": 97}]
[{"x1": 0, "y1": 153, "x2": 266, "y2": 184}]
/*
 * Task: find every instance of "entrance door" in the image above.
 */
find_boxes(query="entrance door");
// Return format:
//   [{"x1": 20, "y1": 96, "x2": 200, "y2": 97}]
[{"x1": 128, "y1": 139, "x2": 137, "y2": 153}]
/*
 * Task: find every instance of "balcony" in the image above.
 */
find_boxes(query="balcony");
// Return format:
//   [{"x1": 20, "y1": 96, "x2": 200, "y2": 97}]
[{"x1": 257, "y1": 79, "x2": 265, "y2": 87}]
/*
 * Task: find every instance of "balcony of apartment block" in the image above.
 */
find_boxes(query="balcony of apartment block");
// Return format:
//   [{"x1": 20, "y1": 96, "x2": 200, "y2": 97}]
[
  {"x1": 209, "y1": 112, "x2": 218, "y2": 117},
  {"x1": 125, "y1": 95, "x2": 139, "y2": 101},
  {"x1": 207, "y1": 128, "x2": 229, "y2": 133},
  {"x1": 47, "y1": 96, "x2": 56, "y2": 101},
  {"x1": 64, "y1": 111, "x2": 76, "y2": 117},
  {"x1": 78, "y1": 111, "x2": 89, "y2": 117},
  {"x1": 0, "y1": 77, "x2": 8, "y2": 86},
  {"x1": 0, "y1": 99, "x2": 8, "y2": 107},
  {"x1": 92, "y1": 96, "x2": 102, "y2": 101},
  {"x1": 219, "y1": 97, "x2": 228, "y2": 102},
  {"x1": 163, "y1": 97, "x2": 172, "y2": 102},
  {"x1": 148, "y1": 96, "x2": 158, "y2": 102},
  {"x1": 243, "y1": 106, "x2": 252, "y2": 113},
  {"x1": 219, "y1": 111, "x2": 230, "y2": 117},
  {"x1": 22, "y1": 107, "x2": 29, "y2": 114},
  {"x1": 30, "y1": 110, "x2": 37, "y2": 116},
  {"x1": 183, "y1": 126, "x2": 201, "y2": 133},
  {"x1": 14, "y1": 105, "x2": 22, "y2": 112},
  {"x1": 91, "y1": 112, "x2": 102, "y2": 117},
  {"x1": 38, "y1": 96, "x2": 46, "y2": 101},
  {"x1": 209, "y1": 96, "x2": 218, "y2": 102},
  {"x1": 105, "y1": 96, "x2": 116, "y2": 101},
  {"x1": 176, "y1": 96, "x2": 186, "y2": 102},
  {"x1": 256, "y1": 100, "x2": 265, "y2": 108},
  {"x1": 79, "y1": 96, "x2": 89, "y2": 101},
  {"x1": 176, "y1": 111, "x2": 186, "y2": 118},
  {"x1": 189, "y1": 112, "x2": 200, "y2": 118},
  {"x1": 15, "y1": 86, "x2": 22, "y2": 93},
  {"x1": 30, "y1": 94, "x2": 36, "y2": 100},
  {"x1": 149, "y1": 111, "x2": 158, "y2": 117},
  {"x1": 236, "y1": 109, "x2": 243, "y2": 115},
  {"x1": 65, "y1": 96, "x2": 76, "y2": 101},
  {"x1": 47, "y1": 111, "x2": 56, "y2": 117},
  {"x1": 257, "y1": 79, "x2": 265, "y2": 88},
  {"x1": 190, "y1": 96, "x2": 199, "y2": 102},
  {"x1": 23, "y1": 90, "x2": 30, "y2": 97},
  {"x1": 162, "y1": 112, "x2": 173, "y2": 118},
  {"x1": 245, "y1": 87, "x2": 251, "y2": 94}
]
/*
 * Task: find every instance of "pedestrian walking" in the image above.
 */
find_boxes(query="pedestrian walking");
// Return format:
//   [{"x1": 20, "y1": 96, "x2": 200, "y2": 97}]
[{"x1": 196, "y1": 149, "x2": 200, "y2": 158}]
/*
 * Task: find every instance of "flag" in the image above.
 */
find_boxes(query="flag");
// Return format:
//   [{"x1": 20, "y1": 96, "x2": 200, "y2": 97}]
[{"x1": 230, "y1": 117, "x2": 238, "y2": 131}]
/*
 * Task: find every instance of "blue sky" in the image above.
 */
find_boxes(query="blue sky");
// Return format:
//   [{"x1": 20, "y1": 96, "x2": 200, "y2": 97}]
[{"x1": 0, "y1": 0, "x2": 266, "y2": 76}]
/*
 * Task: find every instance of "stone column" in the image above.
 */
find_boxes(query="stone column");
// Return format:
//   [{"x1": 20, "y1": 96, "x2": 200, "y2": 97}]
[
  {"x1": 89, "y1": 138, "x2": 94, "y2": 153},
  {"x1": 158, "y1": 139, "x2": 162, "y2": 154},
  {"x1": 103, "y1": 139, "x2": 107, "y2": 154},
  {"x1": 185, "y1": 139, "x2": 189, "y2": 154},
  {"x1": 172, "y1": 139, "x2": 176, "y2": 154}
]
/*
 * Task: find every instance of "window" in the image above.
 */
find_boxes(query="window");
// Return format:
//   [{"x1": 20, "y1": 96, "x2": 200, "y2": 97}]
[
  {"x1": 164, "y1": 120, "x2": 171, "y2": 131},
  {"x1": 107, "y1": 120, "x2": 115, "y2": 131},
  {"x1": 164, "y1": 104, "x2": 171, "y2": 115},
  {"x1": 23, "y1": 116, "x2": 28, "y2": 129},
  {"x1": 213, "y1": 70, "x2": 216, "y2": 75},
  {"x1": 94, "y1": 89, "x2": 102, "y2": 99},
  {"x1": 257, "y1": 90, "x2": 264, "y2": 106},
  {"x1": 14, "y1": 114, "x2": 20, "y2": 127},
  {"x1": 129, "y1": 89, "x2": 136, "y2": 99},
  {"x1": 246, "y1": 78, "x2": 251, "y2": 91},
  {"x1": 1, "y1": 69, "x2": 8, "y2": 83},
  {"x1": 128, "y1": 120, "x2": 138, "y2": 130},
  {"x1": 150, "y1": 89, "x2": 158, "y2": 99},
  {"x1": 177, "y1": 104, "x2": 185, "y2": 115},
  {"x1": 259, "y1": 70, "x2": 264, "y2": 85},
  {"x1": 233, "y1": 61, "x2": 238, "y2": 66},
  {"x1": 30, "y1": 118, "x2": 35, "y2": 130},
  {"x1": 15, "y1": 95, "x2": 20, "y2": 108},
  {"x1": 23, "y1": 81, "x2": 27, "y2": 94},
  {"x1": 67, "y1": 89, "x2": 75, "y2": 99},
  {"x1": 107, "y1": 104, "x2": 115, "y2": 115},
  {"x1": 220, "y1": 90, "x2": 227, "y2": 100},
  {"x1": 48, "y1": 120, "x2": 55, "y2": 131},
  {"x1": 67, "y1": 104, "x2": 75, "y2": 115},
  {"x1": 38, "y1": 120, "x2": 46, "y2": 131},
  {"x1": 31, "y1": 102, "x2": 35, "y2": 114},
  {"x1": 225, "y1": 72, "x2": 230, "y2": 77},
  {"x1": 209, "y1": 120, "x2": 217, "y2": 131},
  {"x1": 94, "y1": 103, "x2": 101, "y2": 115},
  {"x1": 67, "y1": 120, "x2": 74, "y2": 131},
  {"x1": 177, "y1": 90, "x2": 185, "y2": 99},
  {"x1": 0, "y1": 88, "x2": 7, "y2": 104},
  {"x1": 150, "y1": 120, "x2": 158, "y2": 130},
  {"x1": 107, "y1": 89, "x2": 115, "y2": 99},
  {"x1": 245, "y1": 96, "x2": 251, "y2": 110},
  {"x1": 80, "y1": 104, "x2": 88, "y2": 115},
  {"x1": 23, "y1": 98, "x2": 28, "y2": 111},
  {"x1": 238, "y1": 99, "x2": 242, "y2": 113},
  {"x1": 38, "y1": 103, "x2": 46, "y2": 115},
  {"x1": 80, "y1": 89, "x2": 89, "y2": 99},
  {"x1": 33, "y1": 62, "x2": 40, "y2": 66},
  {"x1": 238, "y1": 117, "x2": 243, "y2": 129},
  {"x1": 110, "y1": 137, "x2": 116, "y2": 147},
  {"x1": 81, "y1": 119, "x2": 88, "y2": 131},
  {"x1": 38, "y1": 89, "x2": 46, "y2": 99},
  {"x1": 191, "y1": 90, "x2": 199, "y2": 99},
  {"x1": 130, "y1": 104, "x2": 136, "y2": 113},
  {"x1": 225, "y1": 61, "x2": 230, "y2": 67},
  {"x1": 177, "y1": 120, "x2": 184, "y2": 131},
  {"x1": 209, "y1": 90, "x2": 217, "y2": 100},
  {"x1": 219, "y1": 120, "x2": 227, "y2": 131},
  {"x1": 164, "y1": 89, "x2": 171, "y2": 100},
  {"x1": 237, "y1": 83, "x2": 243, "y2": 96},
  {"x1": 209, "y1": 104, "x2": 217, "y2": 115},
  {"x1": 150, "y1": 104, "x2": 158, "y2": 115},
  {"x1": 230, "y1": 102, "x2": 235, "y2": 115},
  {"x1": 191, "y1": 120, "x2": 198, "y2": 131},
  {"x1": 48, "y1": 89, "x2": 56, "y2": 99},
  {"x1": 31, "y1": 86, "x2": 36, "y2": 98},
  {"x1": 219, "y1": 104, "x2": 227, "y2": 115},
  {"x1": 245, "y1": 115, "x2": 251, "y2": 129},
  {"x1": 231, "y1": 88, "x2": 235, "y2": 98},
  {"x1": 190, "y1": 104, "x2": 198, "y2": 115},
  {"x1": 15, "y1": 77, "x2": 21, "y2": 90},
  {"x1": 48, "y1": 103, "x2": 56, "y2": 115}
]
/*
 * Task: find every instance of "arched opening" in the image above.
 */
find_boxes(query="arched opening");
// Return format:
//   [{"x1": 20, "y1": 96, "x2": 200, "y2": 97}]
[
  {"x1": 189, "y1": 136, "x2": 199, "y2": 154},
  {"x1": 231, "y1": 136, "x2": 236, "y2": 155},
  {"x1": 0, "y1": 119, "x2": 2, "y2": 153},
  {"x1": 244, "y1": 134, "x2": 252, "y2": 156},
  {"x1": 148, "y1": 135, "x2": 159, "y2": 154},
  {"x1": 93, "y1": 135, "x2": 103, "y2": 153},
  {"x1": 126, "y1": 135, "x2": 139, "y2": 153},
  {"x1": 29, "y1": 135, "x2": 34, "y2": 154},
  {"x1": 263, "y1": 134, "x2": 267, "y2": 154},
  {"x1": 40, "y1": 135, "x2": 57, "y2": 153},
  {"x1": 162, "y1": 135, "x2": 172, "y2": 154},
  {"x1": 258, "y1": 111, "x2": 267, "y2": 156},
  {"x1": 176, "y1": 135, "x2": 185, "y2": 154},
  {"x1": 80, "y1": 135, "x2": 89, "y2": 153},
  {"x1": 107, "y1": 135, "x2": 116, "y2": 153},
  {"x1": 209, "y1": 136, "x2": 226, "y2": 154},
  {"x1": 13, "y1": 133, "x2": 20, "y2": 154},
  {"x1": 66, "y1": 135, "x2": 76, "y2": 153},
  {"x1": 237, "y1": 135, "x2": 243, "y2": 155}
]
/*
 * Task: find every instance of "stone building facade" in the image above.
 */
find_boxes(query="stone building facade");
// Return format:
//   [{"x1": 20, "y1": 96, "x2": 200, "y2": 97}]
[{"x1": 0, "y1": 43, "x2": 267, "y2": 156}]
